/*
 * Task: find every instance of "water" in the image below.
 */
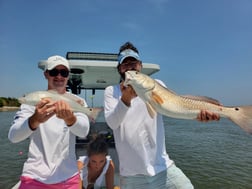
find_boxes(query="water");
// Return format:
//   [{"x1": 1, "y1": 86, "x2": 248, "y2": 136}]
[
  {"x1": 164, "y1": 118, "x2": 252, "y2": 189},
  {"x1": 1, "y1": 111, "x2": 252, "y2": 189},
  {"x1": 0, "y1": 111, "x2": 29, "y2": 189}
]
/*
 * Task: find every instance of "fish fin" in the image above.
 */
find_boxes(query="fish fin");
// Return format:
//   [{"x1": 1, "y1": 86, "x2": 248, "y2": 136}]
[
  {"x1": 146, "y1": 102, "x2": 156, "y2": 119},
  {"x1": 152, "y1": 91, "x2": 164, "y2": 104},
  {"x1": 182, "y1": 95, "x2": 222, "y2": 106}
]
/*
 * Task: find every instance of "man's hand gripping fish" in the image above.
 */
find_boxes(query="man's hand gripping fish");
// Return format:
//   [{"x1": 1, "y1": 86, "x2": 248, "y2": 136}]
[{"x1": 124, "y1": 71, "x2": 252, "y2": 134}]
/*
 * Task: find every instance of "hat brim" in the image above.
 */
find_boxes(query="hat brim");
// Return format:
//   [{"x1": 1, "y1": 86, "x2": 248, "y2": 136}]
[{"x1": 118, "y1": 49, "x2": 140, "y2": 64}]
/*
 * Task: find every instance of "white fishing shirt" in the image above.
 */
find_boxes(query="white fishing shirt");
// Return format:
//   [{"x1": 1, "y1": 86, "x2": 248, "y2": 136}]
[
  {"x1": 8, "y1": 98, "x2": 90, "y2": 184},
  {"x1": 78, "y1": 156, "x2": 111, "y2": 188},
  {"x1": 104, "y1": 80, "x2": 173, "y2": 177}
]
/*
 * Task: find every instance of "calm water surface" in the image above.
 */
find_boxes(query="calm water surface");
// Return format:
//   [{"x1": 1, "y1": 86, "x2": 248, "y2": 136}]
[{"x1": 1, "y1": 111, "x2": 252, "y2": 189}]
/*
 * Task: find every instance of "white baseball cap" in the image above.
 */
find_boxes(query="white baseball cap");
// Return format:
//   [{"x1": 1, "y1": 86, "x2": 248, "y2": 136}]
[
  {"x1": 118, "y1": 49, "x2": 141, "y2": 64},
  {"x1": 44, "y1": 55, "x2": 70, "y2": 71}
]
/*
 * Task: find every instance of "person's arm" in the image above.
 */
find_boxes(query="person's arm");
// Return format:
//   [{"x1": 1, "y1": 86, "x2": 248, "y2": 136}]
[
  {"x1": 8, "y1": 104, "x2": 35, "y2": 143},
  {"x1": 120, "y1": 82, "x2": 137, "y2": 107},
  {"x1": 105, "y1": 160, "x2": 115, "y2": 189},
  {"x1": 28, "y1": 98, "x2": 56, "y2": 131},
  {"x1": 54, "y1": 100, "x2": 90, "y2": 138},
  {"x1": 9, "y1": 98, "x2": 58, "y2": 143},
  {"x1": 66, "y1": 112, "x2": 90, "y2": 138},
  {"x1": 68, "y1": 97, "x2": 90, "y2": 138},
  {"x1": 104, "y1": 85, "x2": 129, "y2": 130}
]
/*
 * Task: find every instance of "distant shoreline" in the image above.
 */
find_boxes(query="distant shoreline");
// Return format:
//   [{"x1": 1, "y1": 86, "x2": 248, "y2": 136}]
[{"x1": 0, "y1": 106, "x2": 19, "y2": 112}]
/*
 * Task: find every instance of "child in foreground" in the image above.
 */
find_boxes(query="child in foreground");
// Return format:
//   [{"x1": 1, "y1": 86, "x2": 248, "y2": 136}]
[{"x1": 77, "y1": 134, "x2": 119, "y2": 189}]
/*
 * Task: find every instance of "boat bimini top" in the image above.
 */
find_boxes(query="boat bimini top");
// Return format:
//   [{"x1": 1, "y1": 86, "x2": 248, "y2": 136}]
[{"x1": 38, "y1": 52, "x2": 160, "y2": 94}]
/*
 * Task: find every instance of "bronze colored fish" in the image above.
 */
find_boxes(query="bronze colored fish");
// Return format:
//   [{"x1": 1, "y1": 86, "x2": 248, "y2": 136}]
[{"x1": 124, "y1": 71, "x2": 252, "y2": 134}]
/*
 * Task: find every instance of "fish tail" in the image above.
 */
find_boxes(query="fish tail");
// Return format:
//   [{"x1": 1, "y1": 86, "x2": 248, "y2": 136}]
[{"x1": 228, "y1": 106, "x2": 252, "y2": 134}]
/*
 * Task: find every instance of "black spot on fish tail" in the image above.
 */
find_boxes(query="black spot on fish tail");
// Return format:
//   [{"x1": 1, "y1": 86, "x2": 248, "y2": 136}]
[{"x1": 235, "y1": 107, "x2": 239, "y2": 111}]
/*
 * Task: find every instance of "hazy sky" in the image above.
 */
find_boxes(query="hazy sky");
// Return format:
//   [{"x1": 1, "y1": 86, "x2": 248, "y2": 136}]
[{"x1": 0, "y1": 0, "x2": 251, "y2": 106}]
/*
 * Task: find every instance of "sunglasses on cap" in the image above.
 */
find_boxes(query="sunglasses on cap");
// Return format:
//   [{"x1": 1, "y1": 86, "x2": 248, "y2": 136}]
[{"x1": 48, "y1": 69, "x2": 69, "y2": 78}]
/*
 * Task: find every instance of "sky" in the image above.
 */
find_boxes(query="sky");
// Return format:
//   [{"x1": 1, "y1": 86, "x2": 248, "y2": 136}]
[{"x1": 0, "y1": 0, "x2": 252, "y2": 106}]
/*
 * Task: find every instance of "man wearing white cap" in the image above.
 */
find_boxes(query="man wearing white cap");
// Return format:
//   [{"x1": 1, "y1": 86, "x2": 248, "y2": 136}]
[
  {"x1": 9, "y1": 55, "x2": 90, "y2": 189},
  {"x1": 104, "y1": 42, "x2": 219, "y2": 189}
]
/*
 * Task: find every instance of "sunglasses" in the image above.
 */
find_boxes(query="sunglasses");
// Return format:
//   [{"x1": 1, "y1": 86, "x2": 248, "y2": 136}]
[
  {"x1": 119, "y1": 61, "x2": 141, "y2": 70},
  {"x1": 48, "y1": 69, "x2": 69, "y2": 78}
]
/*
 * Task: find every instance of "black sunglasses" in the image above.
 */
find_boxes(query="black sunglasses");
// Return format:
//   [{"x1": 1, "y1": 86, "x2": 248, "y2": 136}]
[{"x1": 48, "y1": 69, "x2": 69, "y2": 78}]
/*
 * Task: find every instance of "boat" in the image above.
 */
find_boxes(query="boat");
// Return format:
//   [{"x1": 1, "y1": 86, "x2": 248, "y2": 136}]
[
  {"x1": 39, "y1": 51, "x2": 160, "y2": 147},
  {"x1": 12, "y1": 51, "x2": 160, "y2": 189}
]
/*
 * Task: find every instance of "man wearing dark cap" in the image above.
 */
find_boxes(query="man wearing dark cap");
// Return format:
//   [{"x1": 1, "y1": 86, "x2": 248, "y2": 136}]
[{"x1": 104, "y1": 42, "x2": 219, "y2": 189}]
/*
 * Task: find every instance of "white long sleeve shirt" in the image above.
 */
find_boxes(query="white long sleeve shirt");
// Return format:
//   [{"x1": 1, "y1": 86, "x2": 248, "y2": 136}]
[
  {"x1": 104, "y1": 80, "x2": 173, "y2": 177},
  {"x1": 8, "y1": 100, "x2": 90, "y2": 184}
]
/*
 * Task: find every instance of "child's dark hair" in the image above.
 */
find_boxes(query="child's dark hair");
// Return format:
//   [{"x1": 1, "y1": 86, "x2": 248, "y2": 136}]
[{"x1": 87, "y1": 133, "x2": 108, "y2": 157}]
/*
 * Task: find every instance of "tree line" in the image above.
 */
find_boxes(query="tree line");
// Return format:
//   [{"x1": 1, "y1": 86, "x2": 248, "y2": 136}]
[{"x1": 0, "y1": 97, "x2": 20, "y2": 107}]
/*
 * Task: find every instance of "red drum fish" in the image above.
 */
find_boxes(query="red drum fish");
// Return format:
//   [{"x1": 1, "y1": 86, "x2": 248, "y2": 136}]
[
  {"x1": 19, "y1": 90, "x2": 102, "y2": 121},
  {"x1": 124, "y1": 71, "x2": 252, "y2": 134}
]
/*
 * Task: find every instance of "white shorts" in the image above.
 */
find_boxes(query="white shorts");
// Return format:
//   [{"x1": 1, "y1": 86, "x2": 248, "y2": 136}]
[{"x1": 120, "y1": 163, "x2": 194, "y2": 189}]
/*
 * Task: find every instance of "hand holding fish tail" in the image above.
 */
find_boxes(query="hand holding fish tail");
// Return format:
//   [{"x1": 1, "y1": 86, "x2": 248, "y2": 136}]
[
  {"x1": 197, "y1": 110, "x2": 220, "y2": 122},
  {"x1": 120, "y1": 82, "x2": 137, "y2": 107},
  {"x1": 55, "y1": 100, "x2": 77, "y2": 126},
  {"x1": 28, "y1": 98, "x2": 56, "y2": 130}
]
